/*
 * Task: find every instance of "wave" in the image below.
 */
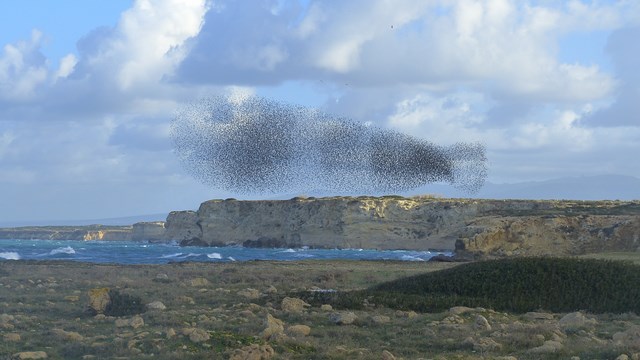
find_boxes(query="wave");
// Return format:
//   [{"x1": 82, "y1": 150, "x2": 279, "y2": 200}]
[
  {"x1": 279, "y1": 248, "x2": 296, "y2": 253},
  {"x1": 0, "y1": 252, "x2": 20, "y2": 260},
  {"x1": 228, "y1": 256, "x2": 236, "y2": 262},
  {"x1": 400, "y1": 255, "x2": 425, "y2": 261},
  {"x1": 49, "y1": 246, "x2": 76, "y2": 255},
  {"x1": 207, "y1": 253, "x2": 222, "y2": 259}
]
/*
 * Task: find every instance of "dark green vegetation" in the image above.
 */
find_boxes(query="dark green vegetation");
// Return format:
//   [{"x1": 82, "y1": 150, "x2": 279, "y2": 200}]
[
  {"x1": 104, "y1": 289, "x2": 145, "y2": 317},
  {"x1": 302, "y1": 257, "x2": 640, "y2": 314}
]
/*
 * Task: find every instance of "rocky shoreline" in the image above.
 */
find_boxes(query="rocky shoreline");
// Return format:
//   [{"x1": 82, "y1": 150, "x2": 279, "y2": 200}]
[{"x1": 1, "y1": 196, "x2": 639, "y2": 258}]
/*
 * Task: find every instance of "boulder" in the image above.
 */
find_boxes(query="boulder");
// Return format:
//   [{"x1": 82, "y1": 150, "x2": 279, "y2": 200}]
[
  {"x1": 474, "y1": 315, "x2": 492, "y2": 331},
  {"x1": 87, "y1": 288, "x2": 111, "y2": 314},
  {"x1": 115, "y1": 315, "x2": 144, "y2": 329},
  {"x1": 330, "y1": 312, "x2": 358, "y2": 325},
  {"x1": 4, "y1": 333, "x2": 20, "y2": 342},
  {"x1": 189, "y1": 278, "x2": 210, "y2": 287},
  {"x1": 51, "y1": 328, "x2": 84, "y2": 341},
  {"x1": 382, "y1": 350, "x2": 397, "y2": 360},
  {"x1": 12, "y1": 352, "x2": 48, "y2": 360},
  {"x1": 558, "y1": 312, "x2": 597, "y2": 332},
  {"x1": 462, "y1": 336, "x2": 502, "y2": 352},
  {"x1": 371, "y1": 315, "x2": 391, "y2": 324},
  {"x1": 528, "y1": 340, "x2": 564, "y2": 354},
  {"x1": 449, "y1": 306, "x2": 474, "y2": 315},
  {"x1": 524, "y1": 312, "x2": 555, "y2": 321},
  {"x1": 228, "y1": 344, "x2": 275, "y2": 360},
  {"x1": 320, "y1": 304, "x2": 333, "y2": 311},
  {"x1": 237, "y1": 288, "x2": 261, "y2": 300},
  {"x1": 286, "y1": 325, "x2": 311, "y2": 337},
  {"x1": 262, "y1": 314, "x2": 285, "y2": 340},
  {"x1": 281, "y1": 297, "x2": 310, "y2": 313},
  {"x1": 186, "y1": 328, "x2": 210, "y2": 343},
  {"x1": 613, "y1": 325, "x2": 640, "y2": 350},
  {"x1": 146, "y1": 301, "x2": 167, "y2": 310}
]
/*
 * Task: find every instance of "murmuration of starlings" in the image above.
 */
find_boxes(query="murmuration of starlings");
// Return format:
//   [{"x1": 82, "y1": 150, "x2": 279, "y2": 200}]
[{"x1": 171, "y1": 95, "x2": 487, "y2": 195}]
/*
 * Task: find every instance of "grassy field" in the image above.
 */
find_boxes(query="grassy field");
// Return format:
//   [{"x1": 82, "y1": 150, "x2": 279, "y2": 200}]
[{"x1": 1, "y1": 259, "x2": 639, "y2": 359}]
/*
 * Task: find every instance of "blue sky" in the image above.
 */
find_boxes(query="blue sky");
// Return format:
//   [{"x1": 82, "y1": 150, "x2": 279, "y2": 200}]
[{"x1": 0, "y1": 0, "x2": 639, "y2": 223}]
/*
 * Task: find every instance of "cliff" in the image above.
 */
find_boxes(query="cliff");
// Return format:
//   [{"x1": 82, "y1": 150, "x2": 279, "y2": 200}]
[
  {"x1": 2, "y1": 197, "x2": 639, "y2": 258},
  {"x1": 0, "y1": 225, "x2": 133, "y2": 241},
  {"x1": 164, "y1": 197, "x2": 640, "y2": 256}
]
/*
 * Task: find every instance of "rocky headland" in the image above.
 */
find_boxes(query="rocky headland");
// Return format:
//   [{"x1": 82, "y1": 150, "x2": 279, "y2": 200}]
[{"x1": 2, "y1": 196, "x2": 639, "y2": 258}]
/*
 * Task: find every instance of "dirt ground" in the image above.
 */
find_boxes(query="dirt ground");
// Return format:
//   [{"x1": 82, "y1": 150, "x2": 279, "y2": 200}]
[{"x1": 1, "y1": 259, "x2": 639, "y2": 359}]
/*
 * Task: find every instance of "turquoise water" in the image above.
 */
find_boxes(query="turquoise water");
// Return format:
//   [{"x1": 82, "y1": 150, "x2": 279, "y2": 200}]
[{"x1": 0, "y1": 239, "x2": 450, "y2": 264}]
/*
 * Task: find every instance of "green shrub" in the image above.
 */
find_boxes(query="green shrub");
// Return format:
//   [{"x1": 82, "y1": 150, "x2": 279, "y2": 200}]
[
  {"x1": 104, "y1": 289, "x2": 145, "y2": 317},
  {"x1": 303, "y1": 258, "x2": 640, "y2": 314}
]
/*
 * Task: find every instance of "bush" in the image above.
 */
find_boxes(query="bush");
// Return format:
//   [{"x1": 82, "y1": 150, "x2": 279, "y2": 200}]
[
  {"x1": 104, "y1": 289, "x2": 145, "y2": 317},
  {"x1": 302, "y1": 258, "x2": 640, "y2": 314}
]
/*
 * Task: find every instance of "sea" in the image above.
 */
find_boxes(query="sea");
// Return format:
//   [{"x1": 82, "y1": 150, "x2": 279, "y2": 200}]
[{"x1": 0, "y1": 239, "x2": 450, "y2": 264}]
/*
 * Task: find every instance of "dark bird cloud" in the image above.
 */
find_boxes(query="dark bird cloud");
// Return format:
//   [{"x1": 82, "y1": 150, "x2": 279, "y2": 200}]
[{"x1": 171, "y1": 95, "x2": 487, "y2": 195}]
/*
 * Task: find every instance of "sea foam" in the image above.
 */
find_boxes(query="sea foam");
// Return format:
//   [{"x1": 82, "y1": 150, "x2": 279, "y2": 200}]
[{"x1": 0, "y1": 252, "x2": 20, "y2": 260}]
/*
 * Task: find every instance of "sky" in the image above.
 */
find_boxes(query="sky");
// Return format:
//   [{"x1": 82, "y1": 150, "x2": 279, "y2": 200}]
[{"x1": 0, "y1": 0, "x2": 639, "y2": 223}]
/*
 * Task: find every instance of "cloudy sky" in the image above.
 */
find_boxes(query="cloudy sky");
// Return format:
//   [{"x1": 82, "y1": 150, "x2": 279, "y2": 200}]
[{"x1": 1, "y1": 0, "x2": 639, "y2": 223}]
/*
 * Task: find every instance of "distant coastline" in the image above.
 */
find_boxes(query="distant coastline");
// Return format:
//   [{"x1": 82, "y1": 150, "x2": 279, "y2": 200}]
[{"x1": 1, "y1": 196, "x2": 639, "y2": 259}]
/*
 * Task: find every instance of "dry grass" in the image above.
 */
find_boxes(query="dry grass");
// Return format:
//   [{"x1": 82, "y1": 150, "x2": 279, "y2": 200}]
[{"x1": 0, "y1": 259, "x2": 638, "y2": 359}]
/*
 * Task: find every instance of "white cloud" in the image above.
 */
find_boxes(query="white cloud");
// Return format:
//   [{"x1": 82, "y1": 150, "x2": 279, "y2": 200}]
[
  {"x1": 54, "y1": 54, "x2": 77, "y2": 80},
  {"x1": 0, "y1": 30, "x2": 48, "y2": 101}
]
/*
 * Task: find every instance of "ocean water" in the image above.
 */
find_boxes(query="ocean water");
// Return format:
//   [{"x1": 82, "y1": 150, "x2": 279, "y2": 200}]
[{"x1": 0, "y1": 239, "x2": 450, "y2": 264}]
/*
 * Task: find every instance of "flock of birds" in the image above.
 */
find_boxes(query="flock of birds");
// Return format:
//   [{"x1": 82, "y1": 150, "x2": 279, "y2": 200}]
[{"x1": 171, "y1": 95, "x2": 487, "y2": 195}]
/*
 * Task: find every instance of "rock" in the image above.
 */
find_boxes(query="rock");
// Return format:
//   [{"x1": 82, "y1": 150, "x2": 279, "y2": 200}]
[
  {"x1": 166, "y1": 328, "x2": 176, "y2": 338},
  {"x1": 178, "y1": 296, "x2": 195, "y2": 305},
  {"x1": 281, "y1": 297, "x2": 310, "y2": 313},
  {"x1": 613, "y1": 325, "x2": 640, "y2": 350},
  {"x1": 64, "y1": 296, "x2": 80, "y2": 302},
  {"x1": 371, "y1": 315, "x2": 391, "y2": 324},
  {"x1": 115, "y1": 315, "x2": 144, "y2": 329},
  {"x1": 262, "y1": 314, "x2": 285, "y2": 340},
  {"x1": 474, "y1": 315, "x2": 491, "y2": 331},
  {"x1": 286, "y1": 325, "x2": 311, "y2": 337},
  {"x1": 528, "y1": 340, "x2": 564, "y2": 354},
  {"x1": 187, "y1": 328, "x2": 210, "y2": 343},
  {"x1": 558, "y1": 312, "x2": 597, "y2": 332},
  {"x1": 320, "y1": 304, "x2": 333, "y2": 311},
  {"x1": 87, "y1": 288, "x2": 111, "y2": 314},
  {"x1": 462, "y1": 336, "x2": 502, "y2": 352},
  {"x1": 12, "y1": 352, "x2": 48, "y2": 360},
  {"x1": 155, "y1": 273, "x2": 169, "y2": 281},
  {"x1": 264, "y1": 285, "x2": 278, "y2": 294},
  {"x1": 395, "y1": 310, "x2": 418, "y2": 318},
  {"x1": 474, "y1": 338, "x2": 502, "y2": 352},
  {"x1": 441, "y1": 315, "x2": 465, "y2": 324},
  {"x1": 146, "y1": 301, "x2": 166, "y2": 310},
  {"x1": 4, "y1": 333, "x2": 20, "y2": 342},
  {"x1": 524, "y1": 311, "x2": 555, "y2": 321},
  {"x1": 382, "y1": 350, "x2": 396, "y2": 360},
  {"x1": 449, "y1": 306, "x2": 474, "y2": 315},
  {"x1": 330, "y1": 312, "x2": 358, "y2": 325},
  {"x1": 51, "y1": 328, "x2": 84, "y2": 341},
  {"x1": 617, "y1": 355, "x2": 630, "y2": 360},
  {"x1": 190, "y1": 278, "x2": 210, "y2": 287},
  {"x1": 237, "y1": 288, "x2": 261, "y2": 299},
  {"x1": 228, "y1": 344, "x2": 275, "y2": 360}
]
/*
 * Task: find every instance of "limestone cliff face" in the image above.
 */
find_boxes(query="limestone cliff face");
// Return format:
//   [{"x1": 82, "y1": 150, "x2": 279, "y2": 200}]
[
  {"x1": 463, "y1": 215, "x2": 640, "y2": 256},
  {"x1": 0, "y1": 226, "x2": 132, "y2": 241},
  {"x1": 164, "y1": 197, "x2": 640, "y2": 256},
  {"x1": 131, "y1": 222, "x2": 166, "y2": 242}
]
